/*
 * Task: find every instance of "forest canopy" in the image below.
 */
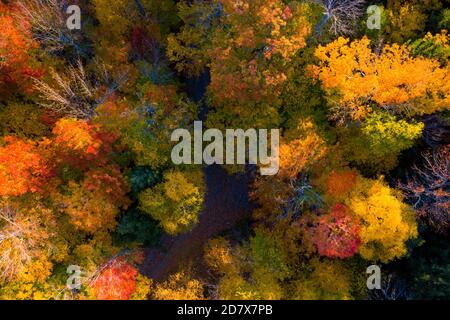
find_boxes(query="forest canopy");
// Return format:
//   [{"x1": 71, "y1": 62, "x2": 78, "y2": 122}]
[{"x1": 0, "y1": 0, "x2": 448, "y2": 301}]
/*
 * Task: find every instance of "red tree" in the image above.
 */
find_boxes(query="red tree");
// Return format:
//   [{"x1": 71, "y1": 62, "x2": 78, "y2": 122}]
[
  {"x1": 312, "y1": 204, "x2": 360, "y2": 259},
  {"x1": 91, "y1": 257, "x2": 139, "y2": 300}
]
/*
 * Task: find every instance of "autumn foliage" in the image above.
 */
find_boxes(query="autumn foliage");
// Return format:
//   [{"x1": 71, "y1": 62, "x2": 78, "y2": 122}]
[
  {"x1": 312, "y1": 204, "x2": 360, "y2": 259},
  {"x1": 0, "y1": 137, "x2": 50, "y2": 196},
  {"x1": 278, "y1": 121, "x2": 327, "y2": 179},
  {"x1": 311, "y1": 37, "x2": 450, "y2": 122},
  {"x1": 91, "y1": 258, "x2": 141, "y2": 300},
  {"x1": 0, "y1": 2, "x2": 43, "y2": 95},
  {"x1": 326, "y1": 170, "x2": 358, "y2": 201},
  {"x1": 0, "y1": 0, "x2": 448, "y2": 301}
]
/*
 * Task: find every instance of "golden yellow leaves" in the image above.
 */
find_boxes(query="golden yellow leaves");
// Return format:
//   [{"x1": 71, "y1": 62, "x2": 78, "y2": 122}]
[
  {"x1": 311, "y1": 36, "x2": 450, "y2": 121},
  {"x1": 153, "y1": 271, "x2": 204, "y2": 300},
  {"x1": 317, "y1": 169, "x2": 419, "y2": 263},
  {"x1": 294, "y1": 258, "x2": 353, "y2": 300},
  {"x1": 424, "y1": 30, "x2": 449, "y2": 47},
  {"x1": 346, "y1": 177, "x2": 418, "y2": 263},
  {"x1": 163, "y1": 170, "x2": 199, "y2": 203}
]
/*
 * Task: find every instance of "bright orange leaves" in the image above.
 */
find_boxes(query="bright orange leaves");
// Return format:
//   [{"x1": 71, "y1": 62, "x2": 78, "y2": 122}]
[
  {"x1": 50, "y1": 119, "x2": 129, "y2": 233},
  {"x1": 47, "y1": 117, "x2": 122, "y2": 174},
  {"x1": 0, "y1": 118, "x2": 129, "y2": 233},
  {"x1": 53, "y1": 119, "x2": 102, "y2": 155},
  {"x1": 326, "y1": 170, "x2": 358, "y2": 201},
  {"x1": 0, "y1": 137, "x2": 50, "y2": 196},
  {"x1": 278, "y1": 121, "x2": 327, "y2": 179},
  {"x1": 0, "y1": 2, "x2": 43, "y2": 95},
  {"x1": 0, "y1": 118, "x2": 119, "y2": 196}
]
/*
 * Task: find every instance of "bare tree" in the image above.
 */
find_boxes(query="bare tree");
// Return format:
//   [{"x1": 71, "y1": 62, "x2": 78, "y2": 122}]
[
  {"x1": 17, "y1": 0, "x2": 86, "y2": 56},
  {"x1": 33, "y1": 60, "x2": 128, "y2": 119},
  {"x1": 33, "y1": 60, "x2": 95, "y2": 119},
  {"x1": 399, "y1": 146, "x2": 449, "y2": 234},
  {"x1": 368, "y1": 273, "x2": 410, "y2": 300},
  {"x1": 311, "y1": 0, "x2": 367, "y2": 36},
  {"x1": 0, "y1": 205, "x2": 44, "y2": 282}
]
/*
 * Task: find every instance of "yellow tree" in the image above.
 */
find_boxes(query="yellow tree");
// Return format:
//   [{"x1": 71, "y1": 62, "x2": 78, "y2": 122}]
[
  {"x1": 346, "y1": 177, "x2": 418, "y2": 263},
  {"x1": 0, "y1": 197, "x2": 69, "y2": 300},
  {"x1": 311, "y1": 36, "x2": 450, "y2": 124},
  {"x1": 152, "y1": 271, "x2": 204, "y2": 300}
]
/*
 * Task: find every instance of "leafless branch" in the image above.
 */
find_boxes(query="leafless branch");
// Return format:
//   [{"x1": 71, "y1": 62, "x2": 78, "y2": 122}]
[
  {"x1": 0, "y1": 205, "x2": 36, "y2": 282},
  {"x1": 312, "y1": 0, "x2": 367, "y2": 36},
  {"x1": 33, "y1": 60, "x2": 95, "y2": 119},
  {"x1": 33, "y1": 59, "x2": 128, "y2": 119},
  {"x1": 17, "y1": 0, "x2": 85, "y2": 55},
  {"x1": 368, "y1": 274, "x2": 410, "y2": 300},
  {"x1": 399, "y1": 145, "x2": 450, "y2": 233}
]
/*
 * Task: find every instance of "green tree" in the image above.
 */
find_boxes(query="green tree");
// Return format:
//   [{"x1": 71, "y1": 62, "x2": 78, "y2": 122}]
[{"x1": 139, "y1": 169, "x2": 204, "y2": 235}]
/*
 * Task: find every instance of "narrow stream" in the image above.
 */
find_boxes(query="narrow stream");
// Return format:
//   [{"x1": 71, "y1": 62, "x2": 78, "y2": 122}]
[{"x1": 142, "y1": 71, "x2": 255, "y2": 282}]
